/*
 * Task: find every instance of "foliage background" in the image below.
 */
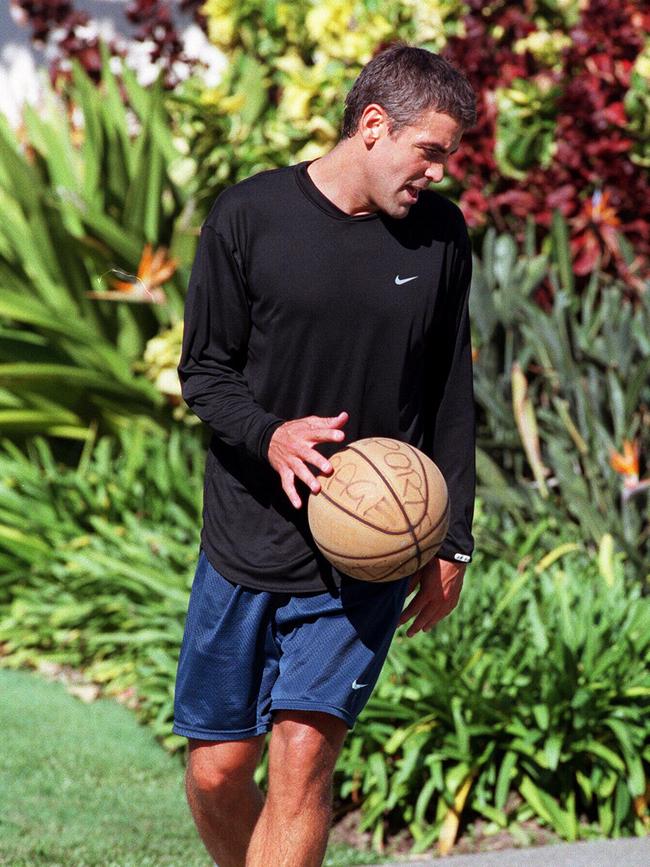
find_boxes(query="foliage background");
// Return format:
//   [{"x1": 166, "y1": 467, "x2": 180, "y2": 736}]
[{"x1": 1, "y1": 0, "x2": 649, "y2": 857}]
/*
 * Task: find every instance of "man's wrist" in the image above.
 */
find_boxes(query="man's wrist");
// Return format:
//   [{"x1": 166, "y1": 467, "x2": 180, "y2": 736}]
[
  {"x1": 260, "y1": 419, "x2": 286, "y2": 462},
  {"x1": 435, "y1": 551, "x2": 472, "y2": 566}
]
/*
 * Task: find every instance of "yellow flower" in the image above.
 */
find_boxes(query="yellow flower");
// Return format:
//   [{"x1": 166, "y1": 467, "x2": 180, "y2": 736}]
[
  {"x1": 305, "y1": 115, "x2": 339, "y2": 141},
  {"x1": 219, "y1": 93, "x2": 247, "y2": 113},
  {"x1": 282, "y1": 83, "x2": 314, "y2": 121},
  {"x1": 306, "y1": 0, "x2": 393, "y2": 63},
  {"x1": 296, "y1": 140, "x2": 331, "y2": 162},
  {"x1": 633, "y1": 43, "x2": 650, "y2": 81},
  {"x1": 275, "y1": 2, "x2": 303, "y2": 42},
  {"x1": 402, "y1": 0, "x2": 465, "y2": 49},
  {"x1": 201, "y1": 0, "x2": 236, "y2": 47},
  {"x1": 274, "y1": 50, "x2": 307, "y2": 76},
  {"x1": 275, "y1": 54, "x2": 333, "y2": 123},
  {"x1": 514, "y1": 30, "x2": 572, "y2": 67}
]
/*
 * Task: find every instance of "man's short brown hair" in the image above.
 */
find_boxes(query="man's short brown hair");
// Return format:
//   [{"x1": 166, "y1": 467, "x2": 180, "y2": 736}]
[{"x1": 341, "y1": 43, "x2": 477, "y2": 138}]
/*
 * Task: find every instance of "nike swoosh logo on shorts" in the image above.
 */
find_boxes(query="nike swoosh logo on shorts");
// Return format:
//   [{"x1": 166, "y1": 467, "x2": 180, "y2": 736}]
[
  {"x1": 395, "y1": 275, "x2": 418, "y2": 285},
  {"x1": 351, "y1": 679, "x2": 368, "y2": 690}
]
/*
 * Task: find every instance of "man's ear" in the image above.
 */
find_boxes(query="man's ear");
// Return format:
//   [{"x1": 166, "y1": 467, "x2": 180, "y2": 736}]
[{"x1": 358, "y1": 103, "x2": 388, "y2": 145}]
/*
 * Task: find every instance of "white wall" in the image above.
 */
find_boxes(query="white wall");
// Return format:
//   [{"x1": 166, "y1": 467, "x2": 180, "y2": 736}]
[{"x1": 0, "y1": 0, "x2": 225, "y2": 127}]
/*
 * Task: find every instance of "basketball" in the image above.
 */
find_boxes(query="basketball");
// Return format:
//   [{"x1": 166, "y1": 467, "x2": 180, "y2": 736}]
[{"x1": 307, "y1": 437, "x2": 449, "y2": 582}]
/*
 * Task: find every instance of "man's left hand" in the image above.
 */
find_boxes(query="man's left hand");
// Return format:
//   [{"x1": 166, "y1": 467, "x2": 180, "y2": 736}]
[{"x1": 399, "y1": 558, "x2": 466, "y2": 637}]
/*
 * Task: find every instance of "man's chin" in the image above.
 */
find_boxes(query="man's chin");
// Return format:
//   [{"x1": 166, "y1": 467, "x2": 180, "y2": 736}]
[{"x1": 384, "y1": 202, "x2": 411, "y2": 219}]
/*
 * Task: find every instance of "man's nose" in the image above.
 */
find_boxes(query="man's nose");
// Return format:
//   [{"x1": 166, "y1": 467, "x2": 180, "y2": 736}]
[{"x1": 425, "y1": 164, "x2": 444, "y2": 183}]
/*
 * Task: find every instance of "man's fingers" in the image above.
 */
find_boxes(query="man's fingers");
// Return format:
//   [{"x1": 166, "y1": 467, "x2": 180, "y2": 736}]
[
  {"x1": 407, "y1": 601, "x2": 447, "y2": 636},
  {"x1": 306, "y1": 411, "x2": 348, "y2": 435},
  {"x1": 270, "y1": 412, "x2": 351, "y2": 509},
  {"x1": 399, "y1": 595, "x2": 421, "y2": 625},
  {"x1": 406, "y1": 609, "x2": 434, "y2": 637},
  {"x1": 301, "y1": 447, "x2": 333, "y2": 475},
  {"x1": 310, "y1": 427, "x2": 346, "y2": 444},
  {"x1": 399, "y1": 558, "x2": 465, "y2": 636},
  {"x1": 407, "y1": 571, "x2": 421, "y2": 594},
  {"x1": 321, "y1": 411, "x2": 349, "y2": 428},
  {"x1": 280, "y1": 469, "x2": 302, "y2": 509},
  {"x1": 290, "y1": 457, "x2": 322, "y2": 495},
  {"x1": 401, "y1": 592, "x2": 449, "y2": 632}
]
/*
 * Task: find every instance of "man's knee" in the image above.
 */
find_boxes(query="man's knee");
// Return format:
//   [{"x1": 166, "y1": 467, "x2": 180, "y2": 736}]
[
  {"x1": 269, "y1": 711, "x2": 348, "y2": 796},
  {"x1": 186, "y1": 737, "x2": 264, "y2": 804}
]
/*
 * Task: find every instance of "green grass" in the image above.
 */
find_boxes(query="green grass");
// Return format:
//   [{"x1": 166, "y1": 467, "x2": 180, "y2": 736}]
[
  {"x1": 0, "y1": 669, "x2": 382, "y2": 866},
  {"x1": 0, "y1": 668, "x2": 207, "y2": 866}
]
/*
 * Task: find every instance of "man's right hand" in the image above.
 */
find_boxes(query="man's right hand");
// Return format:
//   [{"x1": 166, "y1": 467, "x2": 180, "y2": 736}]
[{"x1": 268, "y1": 412, "x2": 349, "y2": 508}]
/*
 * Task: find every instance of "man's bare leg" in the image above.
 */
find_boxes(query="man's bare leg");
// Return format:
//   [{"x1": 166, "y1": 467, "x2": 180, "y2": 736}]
[
  {"x1": 185, "y1": 735, "x2": 265, "y2": 867},
  {"x1": 245, "y1": 711, "x2": 348, "y2": 867}
]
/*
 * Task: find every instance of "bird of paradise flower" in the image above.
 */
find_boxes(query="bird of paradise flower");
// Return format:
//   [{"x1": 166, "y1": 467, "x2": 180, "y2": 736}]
[
  {"x1": 610, "y1": 439, "x2": 650, "y2": 500},
  {"x1": 87, "y1": 244, "x2": 178, "y2": 304},
  {"x1": 572, "y1": 189, "x2": 648, "y2": 292}
]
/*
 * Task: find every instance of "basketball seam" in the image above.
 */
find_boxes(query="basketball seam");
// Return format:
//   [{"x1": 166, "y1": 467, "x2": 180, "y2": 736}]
[
  {"x1": 401, "y1": 442, "x2": 432, "y2": 532},
  {"x1": 316, "y1": 537, "x2": 417, "y2": 560},
  {"x1": 347, "y1": 443, "x2": 423, "y2": 570},
  {"x1": 329, "y1": 535, "x2": 445, "y2": 582},
  {"x1": 315, "y1": 444, "x2": 445, "y2": 538},
  {"x1": 314, "y1": 499, "x2": 449, "y2": 564},
  {"x1": 315, "y1": 489, "x2": 411, "y2": 536},
  {"x1": 315, "y1": 527, "x2": 446, "y2": 562},
  {"x1": 413, "y1": 497, "x2": 450, "y2": 544}
]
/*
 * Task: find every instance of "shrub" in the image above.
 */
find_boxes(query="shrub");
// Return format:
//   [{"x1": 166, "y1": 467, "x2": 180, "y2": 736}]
[
  {"x1": 0, "y1": 51, "x2": 199, "y2": 441},
  {"x1": 0, "y1": 422, "x2": 204, "y2": 748},
  {"x1": 340, "y1": 506, "x2": 650, "y2": 850}
]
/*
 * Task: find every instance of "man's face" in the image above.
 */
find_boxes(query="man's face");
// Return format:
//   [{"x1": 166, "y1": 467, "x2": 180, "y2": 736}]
[{"x1": 363, "y1": 106, "x2": 463, "y2": 219}]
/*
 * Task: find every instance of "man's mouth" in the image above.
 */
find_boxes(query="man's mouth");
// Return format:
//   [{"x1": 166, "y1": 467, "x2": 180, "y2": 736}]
[{"x1": 404, "y1": 183, "x2": 423, "y2": 202}]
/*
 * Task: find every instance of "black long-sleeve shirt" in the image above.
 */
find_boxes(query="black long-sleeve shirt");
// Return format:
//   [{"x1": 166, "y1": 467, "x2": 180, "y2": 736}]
[{"x1": 178, "y1": 161, "x2": 475, "y2": 593}]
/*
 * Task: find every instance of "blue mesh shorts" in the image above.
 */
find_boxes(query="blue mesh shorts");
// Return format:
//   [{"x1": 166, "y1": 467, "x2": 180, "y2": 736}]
[{"x1": 173, "y1": 549, "x2": 410, "y2": 741}]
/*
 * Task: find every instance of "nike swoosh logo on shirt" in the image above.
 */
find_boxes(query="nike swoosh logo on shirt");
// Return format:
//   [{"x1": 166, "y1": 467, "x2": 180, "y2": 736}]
[
  {"x1": 395, "y1": 275, "x2": 418, "y2": 285},
  {"x1": 352, "y1": 679, "x2": 368, "y2": 690}
]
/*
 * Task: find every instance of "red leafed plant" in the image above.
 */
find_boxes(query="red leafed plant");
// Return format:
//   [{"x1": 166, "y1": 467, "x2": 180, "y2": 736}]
[{"x1": 444, "y1": 0, "x2": 649, "y2": 289}]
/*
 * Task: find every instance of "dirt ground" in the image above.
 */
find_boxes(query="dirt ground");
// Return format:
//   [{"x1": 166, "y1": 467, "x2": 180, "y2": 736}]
[{"x1": 329, "y1": 808, "x2": 560, "y2": 861}]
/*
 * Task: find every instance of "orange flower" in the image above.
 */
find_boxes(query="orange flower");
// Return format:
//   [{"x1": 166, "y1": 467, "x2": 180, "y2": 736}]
[
  {"x1": 584, "y1": 189, "x2": 621, "y2": 227},
  {"x1": 571, "y1": 188, "x2": 624, "y2": 278},
  {"x1": 87, "y1": 244, "x2": 177, "y2": 304},
  {"x1": 610, "y1": 439, "x2": 639, "y2": 483}
]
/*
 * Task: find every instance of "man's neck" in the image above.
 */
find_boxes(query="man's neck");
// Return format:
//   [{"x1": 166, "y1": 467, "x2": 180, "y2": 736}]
[{"x1": 306, "y1": 141, "x2": 377, "y2": 216}]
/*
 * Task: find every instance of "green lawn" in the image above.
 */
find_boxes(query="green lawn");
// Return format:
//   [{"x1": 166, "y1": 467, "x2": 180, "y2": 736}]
[{"x1": 0, "y1": 669, "x2": 381, "y2": 866}]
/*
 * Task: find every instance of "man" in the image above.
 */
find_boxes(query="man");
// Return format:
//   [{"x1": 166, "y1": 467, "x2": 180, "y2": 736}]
[{"x1": 173, "y1": 43, "x2": 477, "y2": 867}]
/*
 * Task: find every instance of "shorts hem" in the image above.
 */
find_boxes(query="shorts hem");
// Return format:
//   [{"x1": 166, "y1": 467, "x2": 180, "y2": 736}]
[
  {"x1": 270, "y1": 700, "x2": 355, "y2": 729},
  {"x1": 172, "y1": 721, "x2": 271, "y2": 742}
]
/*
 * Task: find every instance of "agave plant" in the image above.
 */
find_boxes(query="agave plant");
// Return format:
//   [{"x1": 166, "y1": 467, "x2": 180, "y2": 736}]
[
  {"x1": 471, "y1": 216, "x2": 650, "y2": 571},
  {"x1": 0, "y1": 47, "x2": 200, "y2": 441}
]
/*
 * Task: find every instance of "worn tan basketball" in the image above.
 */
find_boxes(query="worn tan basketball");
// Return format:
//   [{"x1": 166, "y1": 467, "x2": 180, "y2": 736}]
[{"x1": 307, "y1": 437, "x2": 449, "y2": 582}]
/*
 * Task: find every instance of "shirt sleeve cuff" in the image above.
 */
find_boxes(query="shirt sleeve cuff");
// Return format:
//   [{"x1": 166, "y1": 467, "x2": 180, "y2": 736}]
[
  {"x1": 258, "y1": 417, "x2": 286, "y2": 462},
  {"x1": 435, "y1": 547, "x2": 472, "y2": 565}
]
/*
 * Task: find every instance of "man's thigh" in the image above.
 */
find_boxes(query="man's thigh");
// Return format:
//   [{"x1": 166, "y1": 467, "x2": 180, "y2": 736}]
[
  {"x1": 173, "y1": 551, "x2": 408, "y2": 742},
  {"x1": 269, "y1": 575, "x2": 410, "y2": 729},
  {"x1": 173, "y1": 551, "x2": 282, "y2": 742}
]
